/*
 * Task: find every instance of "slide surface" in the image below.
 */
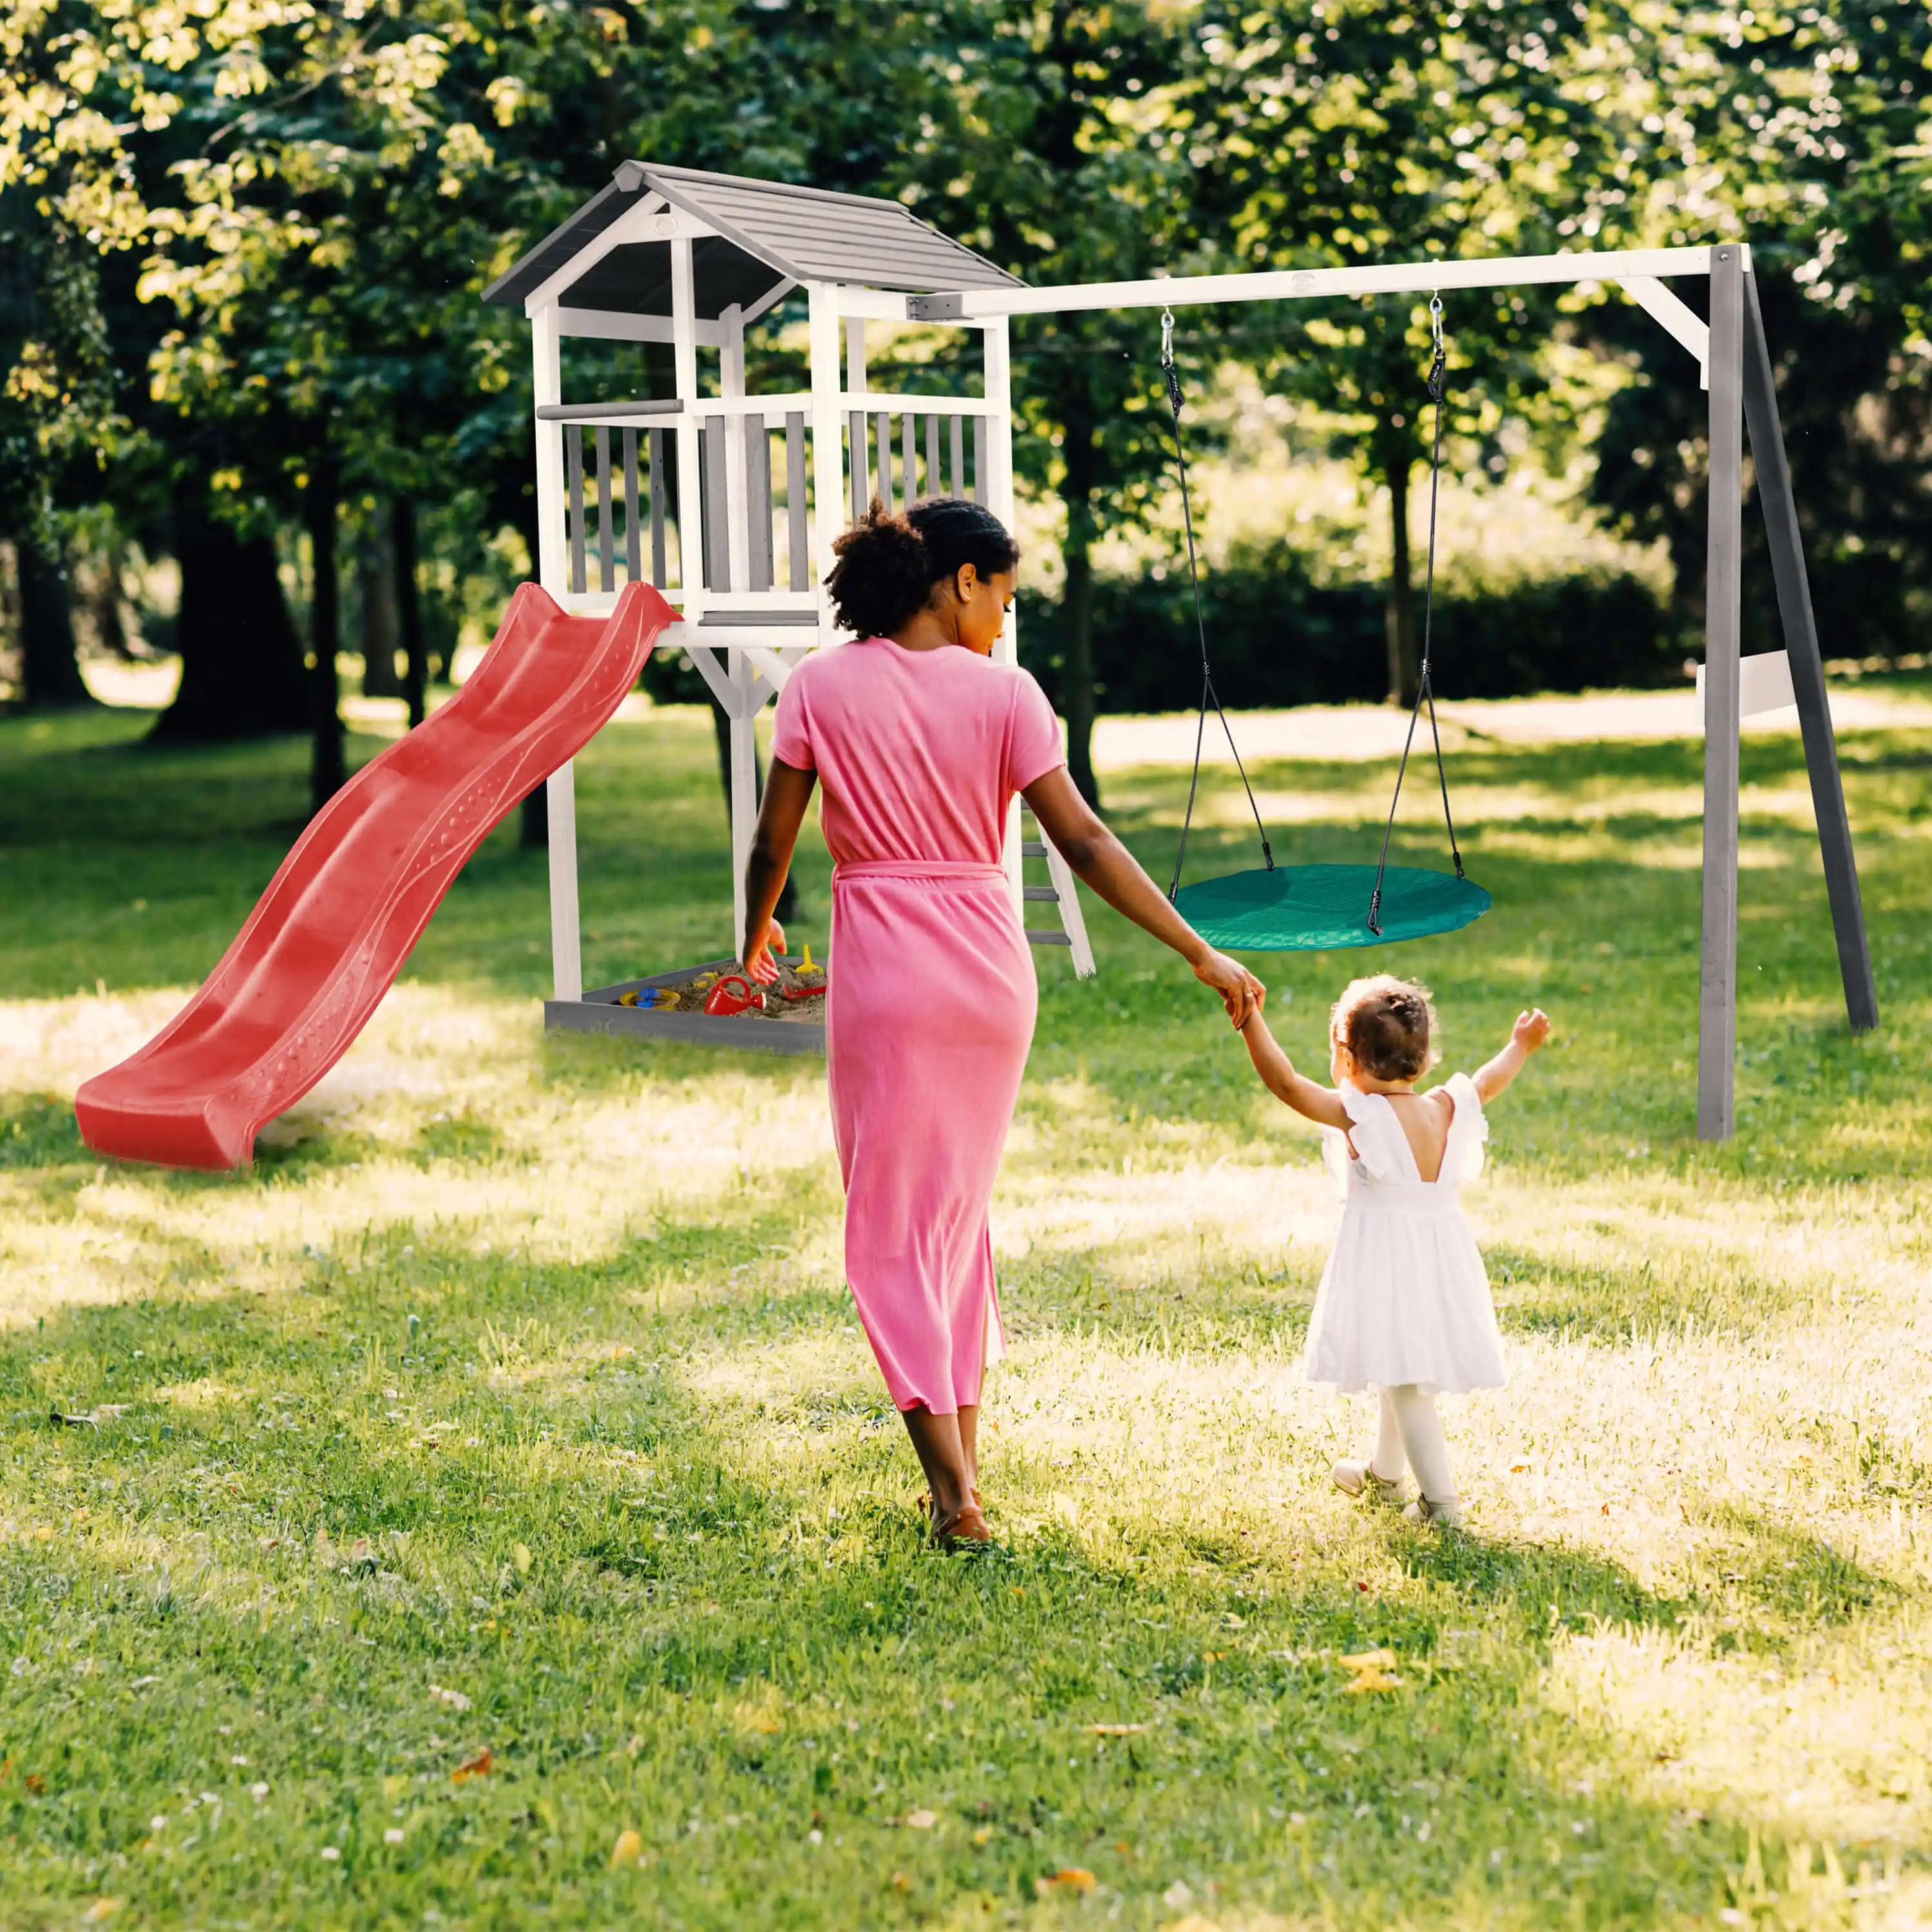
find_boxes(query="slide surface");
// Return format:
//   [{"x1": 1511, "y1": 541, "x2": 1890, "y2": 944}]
[{"x1": 77, "y1": 580, "x2": 676, "y2": 1170}]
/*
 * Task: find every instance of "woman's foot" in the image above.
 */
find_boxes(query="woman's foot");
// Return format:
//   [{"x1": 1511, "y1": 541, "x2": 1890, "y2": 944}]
[
  {"x1": 930, "y1": 1499, "x2": 992, "y2": 1548},
  {"x1": 1402, "y1": 1494, "x2": 1466, "y2": 1529},
  {"x1": 1332, "y1": 1458, "x2": 1412, "y2": 1506}
]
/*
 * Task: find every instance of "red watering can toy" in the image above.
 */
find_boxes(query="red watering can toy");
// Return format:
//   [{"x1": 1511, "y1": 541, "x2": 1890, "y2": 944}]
[{"x1": 702, "y1": 974, "x2": 765, "y2": 1018}]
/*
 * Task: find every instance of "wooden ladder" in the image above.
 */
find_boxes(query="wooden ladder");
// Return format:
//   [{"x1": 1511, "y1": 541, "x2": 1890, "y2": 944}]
[{"x1": 1019, "y1": 811, "x2": 1095, "y2": 978}]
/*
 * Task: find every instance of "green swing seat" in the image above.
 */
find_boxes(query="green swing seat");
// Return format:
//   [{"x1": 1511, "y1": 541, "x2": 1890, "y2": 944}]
[
  {"x1": 1173, "y1": 862, "x2": 1492, "y2": 954},
  {"x1": 1155, "y1": 297, "x2": 1489, "y2": 958}
]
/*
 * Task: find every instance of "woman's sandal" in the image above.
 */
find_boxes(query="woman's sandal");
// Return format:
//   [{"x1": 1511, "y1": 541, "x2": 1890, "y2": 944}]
[{"x1": 931, "y1": 1500, "x2": 992, "y2": 1548}]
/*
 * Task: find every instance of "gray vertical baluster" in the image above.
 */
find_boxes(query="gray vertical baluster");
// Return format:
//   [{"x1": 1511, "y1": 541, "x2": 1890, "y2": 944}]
[
  {"x1": 596, "y1": 427, "x2": 614, "y2": 593},
  {"x1": 704, "y1": 415, "x2": 730, "y2": 591},
  {"x1": 746, "y1": 413, "x2": 773, "y2": 591},
  {"x1": 902, "y1": 412, "x2": 917, "y2": 507},
  {"x1": 786, "y1": 412, "x2": 808, "y2": 591},
  {"x1": 1698, "y1": 243, "x2": 1746, "y2": 1142},
  {"x1": 949, "y1": 416, "x2": 964, "y2": 497},
  {"x1": 649, "y1": 428, "x2": 667, "y2": 587},
  {"x1": 565, "y1": 422, "x2": 586, "y2": 595},
  {"x1": 623, "y1": 429, "x2": 641, "y2": 581},
  {"x1": 848, "y1": 411, "x2": 866, "y2": 519},
  {"x1": 926, "y1": 415, "x2": 941, "y2": 498},
  {"x1": 876, "y1": 411, "x2": 893, "y2": 513},
  {"x1": 971, "y1": 417, "x2": 987, "y2": 505}
]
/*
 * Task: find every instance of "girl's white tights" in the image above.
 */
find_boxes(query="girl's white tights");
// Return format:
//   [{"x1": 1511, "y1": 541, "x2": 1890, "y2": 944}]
[{"x1": 1370, "y1": 1385, "x2": 1457, "y2": 1504}]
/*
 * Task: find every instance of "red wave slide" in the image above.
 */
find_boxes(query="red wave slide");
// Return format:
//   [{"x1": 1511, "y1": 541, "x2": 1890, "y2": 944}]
[{"x1": 76, "y1": 580, "x2": 676, "y2": 1171}]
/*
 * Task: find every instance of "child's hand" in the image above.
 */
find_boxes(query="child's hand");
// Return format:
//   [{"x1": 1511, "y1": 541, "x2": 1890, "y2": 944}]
[{"x1": 1512, "y1": 1008, "x2": 1551, "y2": 1053}]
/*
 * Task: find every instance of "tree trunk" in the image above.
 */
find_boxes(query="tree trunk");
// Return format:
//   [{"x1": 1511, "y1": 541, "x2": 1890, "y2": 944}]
[
  {"x1": 357, "y1": 518, "x2": 402, "y2": 697},
  {"x1": 16, "y1": 534, "x2": 95, "y2": 709},
  {"x1": 1383, "y1": 446, "x2": 1418, "y2": 707},
  {"x1": 307, "y1": 457, "x2": 346, "y2": 815},
  {"x1": 154, "y1": 516, "x2": 309, "y2": 740},
  {"x1": 1059, "y1": 417, "x2": 1101, "y2": 808},
  {"x1": 393, "y1": 497, "x2": 426, "y2": 728},
  {"x1": 710, "y1": 697, "x2": 797, "y2": 925},
  {"x1": 520, "y1": 786, "x2": 548, "y2": 849}
]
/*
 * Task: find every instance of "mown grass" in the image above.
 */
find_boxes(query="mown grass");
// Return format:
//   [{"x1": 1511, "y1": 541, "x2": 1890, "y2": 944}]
[{"x1": 1, "y1": 694, "x2": 1929, "y2": 1930}]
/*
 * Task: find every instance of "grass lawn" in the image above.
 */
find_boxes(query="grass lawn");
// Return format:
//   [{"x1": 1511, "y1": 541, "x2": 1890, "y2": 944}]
[{"x1": 1, "y1": 692, "x2": 1929, "y2": 1931}]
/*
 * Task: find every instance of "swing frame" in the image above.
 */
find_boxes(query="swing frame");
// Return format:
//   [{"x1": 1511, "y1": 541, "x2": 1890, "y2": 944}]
[{"x1": 909, "y1": 243, "x2": 1879, "y2": 1144}]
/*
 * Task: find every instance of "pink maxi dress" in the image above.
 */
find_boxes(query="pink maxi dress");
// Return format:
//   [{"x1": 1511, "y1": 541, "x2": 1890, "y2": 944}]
[{"x1": 770, "y1": 636, "x2": 1066, "y2": 1415}]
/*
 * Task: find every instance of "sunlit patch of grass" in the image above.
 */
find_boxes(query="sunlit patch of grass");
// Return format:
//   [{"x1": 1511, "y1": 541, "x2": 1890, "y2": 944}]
[{"x1": 1, "y1": 701, "x2": 1931, "y2": 1926}]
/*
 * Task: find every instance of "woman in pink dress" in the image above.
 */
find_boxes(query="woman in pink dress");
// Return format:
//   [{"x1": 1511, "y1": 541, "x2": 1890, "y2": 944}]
[{"x1": 743, "y1": 499, "x2": 1263, "y2": 1545}]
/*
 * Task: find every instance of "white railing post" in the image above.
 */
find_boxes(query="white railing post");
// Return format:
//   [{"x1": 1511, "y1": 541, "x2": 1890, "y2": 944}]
[
  {"x1": 670, "y1": 235, "x2": 703, "y2": 613},
  {"x1": 721, "y1": 302, "x2": 750, "y2": 596}
]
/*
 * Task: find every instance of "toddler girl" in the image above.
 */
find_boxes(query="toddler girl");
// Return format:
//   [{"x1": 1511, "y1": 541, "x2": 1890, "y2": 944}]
[{"x1": 1238, "y1": 976, "x2": 1549, "y2": 1527}]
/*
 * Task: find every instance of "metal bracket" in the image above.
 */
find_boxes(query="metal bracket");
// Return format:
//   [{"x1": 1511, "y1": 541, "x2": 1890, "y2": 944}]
[{"x1": 905, "y1": 291, "x2": 964, "y2": 321}]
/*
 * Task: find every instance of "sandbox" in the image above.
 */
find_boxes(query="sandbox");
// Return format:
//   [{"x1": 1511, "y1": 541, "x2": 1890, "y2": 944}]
[{"x1": 544, "y1": 954, "x2": 827, "y2": 1057}]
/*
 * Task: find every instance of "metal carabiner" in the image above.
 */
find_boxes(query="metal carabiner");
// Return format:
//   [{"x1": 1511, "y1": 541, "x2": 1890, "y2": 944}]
[
  {"x1": 1160, "y1": 306, "x2": 1176, "y2": 369},
  {"x1": 1430, "y1": 292, "x2": 1444, "y2": 350}
]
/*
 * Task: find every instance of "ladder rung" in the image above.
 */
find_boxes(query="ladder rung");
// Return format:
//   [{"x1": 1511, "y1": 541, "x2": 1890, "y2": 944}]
[
  {"x1": 1021, "y1": 885, "x2": 1059, "y2": 900},
  {"x1": 1026, "y1": 929, "x2": 1074, "y2": 946},
  {"x1": 1020, "y1": 841, "x2": 1048, "y2": 858}
]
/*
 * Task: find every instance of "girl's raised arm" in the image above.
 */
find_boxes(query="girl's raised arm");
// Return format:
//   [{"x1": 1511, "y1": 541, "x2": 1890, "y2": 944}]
[
  {"x1": 1239, "y1": 1011, "x2": 1351, "y2": 1129},
  {"x1": 1472, "y1": 1008, "x2": 1551, "y2": 1103}
]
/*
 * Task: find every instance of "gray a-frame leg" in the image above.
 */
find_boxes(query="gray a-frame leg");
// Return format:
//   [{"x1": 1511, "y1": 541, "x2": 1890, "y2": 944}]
[
  {"x1": 1739, "y1": 270, "x2": 1879, "y2": 1035},
  {"x1": 1699, "y1": 245, "x2": 1745, "y2": 1142}
]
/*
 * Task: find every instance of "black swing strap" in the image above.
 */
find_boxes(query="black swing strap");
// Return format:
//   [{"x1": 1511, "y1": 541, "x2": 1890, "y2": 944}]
[
  {"x1": 1368, "y1": 295, "x2": 1465, "y2": 936},
  {"x1": 1160, "y1": 307, "x2": 1274, "y2": 902}
]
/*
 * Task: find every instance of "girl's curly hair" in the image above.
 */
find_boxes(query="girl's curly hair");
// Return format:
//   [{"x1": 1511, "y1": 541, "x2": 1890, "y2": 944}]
[
  {"x1": 824, "y1": 496, "x2": 1019, "y2": 639},
  {"x1": 1331, "y1": 974, "x2": 1440, "y2": 1083}
]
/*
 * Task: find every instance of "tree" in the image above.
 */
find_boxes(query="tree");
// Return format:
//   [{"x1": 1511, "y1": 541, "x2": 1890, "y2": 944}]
[{"x1": 1187, "y1": 2, "x2": 1652, "y2": 705}]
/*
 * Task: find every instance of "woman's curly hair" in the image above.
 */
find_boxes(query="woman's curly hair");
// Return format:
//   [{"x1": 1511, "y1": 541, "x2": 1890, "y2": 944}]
[
  {"x1": 1330, "y1": 974, "x2": 1440, "y2": 1083},
  {"x1": 824, "y1": 496, "x2": 1019, "y2": 639}
]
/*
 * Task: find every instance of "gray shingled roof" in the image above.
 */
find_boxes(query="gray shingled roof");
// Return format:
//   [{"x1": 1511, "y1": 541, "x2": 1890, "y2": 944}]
[{"x1": 482, "y1": 163, "x2": 1022, "y2": 318}]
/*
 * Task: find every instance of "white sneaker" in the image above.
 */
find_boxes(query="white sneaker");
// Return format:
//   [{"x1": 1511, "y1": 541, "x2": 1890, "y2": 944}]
[
  {"x1": 1403, "y1": 1494, "x2": 1466, "y2": 1528},
  {"x1": 1331, "y1": 1459, "x2": 1412, "y2": 1506}
]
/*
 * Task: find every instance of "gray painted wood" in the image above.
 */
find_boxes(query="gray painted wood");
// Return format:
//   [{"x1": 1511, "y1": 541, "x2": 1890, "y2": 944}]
[
  {"x1": 1740, "y1": 273, "x2": 1877, "y2": 1030},
  {"x1": 595, "y1": 427, "x2": 614, "y2": 592},
  {"x1": 875, "y1": 411, "x2": 893, "y2": 512},
  {"x1": 703, "y1": 414, "x2": 730, "y2": 591},
  {"x1": 848, "y1": 412, "x2": 866, "y2": 519},
  {"x1": 949, "y1": 416, "x2": 964, "y2": 496},
  {"x1": 1699, "y1": 245, "x2": 1746, "y2": 1142},
  {"x1": 648, "y1": 428, "x2": 667, "y2": 586},
  {"x1": 622, "y1": 429, "x2": 641, "y2": 580},
  {"x1": 902, "y1": 412, "x2": 916, "y2": 504},
  {"x1": 971, "y1": 417, "x2": 987, "y2": 504},
  {"x1": 746, "y1": 413, "x2": 774, "y2": 591},
  {"x1": 565, "y1": 422, "x2": 586, "y2": 595},
  {"x1": 926, "y1": 415, "x2": 941, "y2": 497},
  {"x1": 537, "y1": 398, "x2": 682, "y2": 421},
  {"x1": 785, "y1": 413, "x2": 809, "y2": 590}
]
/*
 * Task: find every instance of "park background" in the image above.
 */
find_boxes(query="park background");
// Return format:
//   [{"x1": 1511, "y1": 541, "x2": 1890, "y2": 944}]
[{"x1": 4, "y1": 5, "x2": 1932, "y2": 1931}]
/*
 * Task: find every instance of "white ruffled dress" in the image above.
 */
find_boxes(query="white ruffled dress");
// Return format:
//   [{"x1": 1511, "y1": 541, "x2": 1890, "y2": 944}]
[{"x1": 1302, "y1": 1074, "x2": 1507, "y2": 1396}]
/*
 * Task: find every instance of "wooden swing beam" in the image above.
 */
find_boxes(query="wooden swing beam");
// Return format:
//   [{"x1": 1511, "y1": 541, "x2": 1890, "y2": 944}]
[{"x1": 909, "y1": 242, "x2": 1877, "y2": 1142}]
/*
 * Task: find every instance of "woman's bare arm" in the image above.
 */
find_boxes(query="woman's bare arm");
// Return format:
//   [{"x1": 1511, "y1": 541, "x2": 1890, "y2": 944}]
[
  {"x1": 1238, "y1": 1011, "x2": 1352, "y2": 1129},
  {"x1": 741, "y1": 757, "x2": 818, "y2": 981},
  {"x1": 1021, "y1": 766, "x2": 1264, "y2": 1027}
]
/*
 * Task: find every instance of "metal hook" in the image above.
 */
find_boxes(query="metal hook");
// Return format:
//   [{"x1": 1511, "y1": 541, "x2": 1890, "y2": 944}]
[
  {"x1": 1160, "y1": 307, "x2": 1175, "y2": 368},
  {"x1": 1430, "y1": 292, "x2": 1444, "y2": 349}
]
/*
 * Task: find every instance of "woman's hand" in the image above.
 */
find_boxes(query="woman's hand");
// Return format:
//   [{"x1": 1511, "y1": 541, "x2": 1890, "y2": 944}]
[
  {"x1": 744, "y1": 914, "x2": 786, "y2": 985},
  {"x1": 1193, "y1": 948, "x2": 1265, "y2": 1028}
]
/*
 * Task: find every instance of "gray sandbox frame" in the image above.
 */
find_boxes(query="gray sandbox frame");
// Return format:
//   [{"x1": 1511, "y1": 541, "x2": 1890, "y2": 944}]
[{"x1": 545, "y1": 956, "x2": 826, "y2": 1057}]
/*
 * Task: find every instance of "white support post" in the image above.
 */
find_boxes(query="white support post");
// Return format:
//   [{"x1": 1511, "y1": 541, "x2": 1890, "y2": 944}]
[
  {"x1": 531, "y1": 299, "x2": 582, "y2": 1002},
  {"x1": 807, "y1": 283, "x2": 845, "y2": 639},
  {"x1": 729, "y1": 658, "x2": 761, "y2": 958},
  {"x1": 670, "y1": 237, "x2": 703, "y2": 611},
  {"x1": 721, "y1": 302, "x2": 750, "y2": 596},
  {"x1": 981, "y1": 314, "x2": 1026, "y2": 914}
]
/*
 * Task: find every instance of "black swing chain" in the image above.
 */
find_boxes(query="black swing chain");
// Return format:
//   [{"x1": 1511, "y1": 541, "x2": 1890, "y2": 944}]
[
  {"x1": 1367, "y1": 294, "x2": 1466, "y2": 936},
  {"x1": 1160, "y1": 307, "x2": 1275, "y2": 903}
]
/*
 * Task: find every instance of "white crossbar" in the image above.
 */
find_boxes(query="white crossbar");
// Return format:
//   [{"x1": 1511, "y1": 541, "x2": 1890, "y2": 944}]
[{"x1": 907, "y1": 244, "x2": 1738, "y2": 321}]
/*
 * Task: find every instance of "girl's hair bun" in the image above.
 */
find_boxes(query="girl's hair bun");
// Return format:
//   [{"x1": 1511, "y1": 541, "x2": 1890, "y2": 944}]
[
  {"x1": 825, "y1": 496, "x2": 1019, "y2": 638},
  {"x1": 1331, "y1": 974, "x2": 1440, "y2": 1082}
]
